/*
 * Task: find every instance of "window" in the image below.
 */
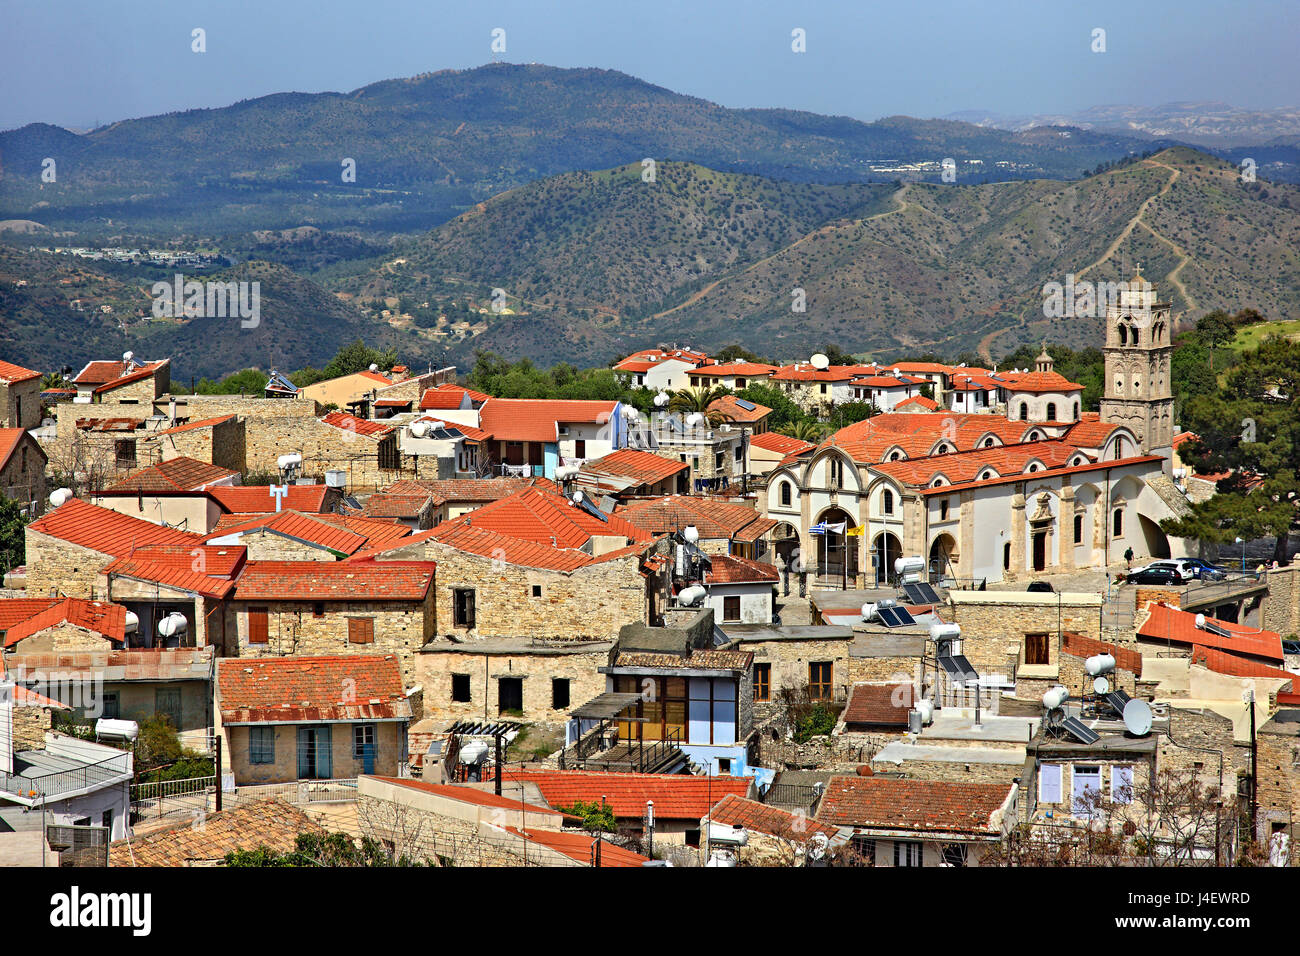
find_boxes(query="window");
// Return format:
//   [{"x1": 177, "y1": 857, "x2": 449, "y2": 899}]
[
  {"x1": 348, "y1": 617, "x2": 375, "y2": 644},
  {"x1": 893, "y1": 841, "x2": 922, "y2": 867},
  {"x1": 574, "y1": 439, "x2": 586, "y2": 458},
  {"x1": 820, "y1": 383, "x2": 827, "y2": 394},
  {"x1": 1073, "y1": 765, "x2": 1102, "y2": 817},
  {"x1": 453, "y1": 588, "x2": 476, "y2": 628},
  {"x1": 531, "y1": 584, "x2": 543, "y2": 598},
  {"x1": 101, "y1": 692, "x2": 120, "y2": 720},
  {"x1": 829, "y1": 458, "x2": 842, "y2": 488},
  {"x1": 1039, "y1": 763, "x2": 1062, "y2": 803},
  {"x1": 734, "y1": 444, "x2": 743, "y2": 462},
  {"x1": 312, "y1": 602, "x2": 325, "y2": 618},
  {"x1": 1017, "y1": 403, "x2": 1028, "y2": 421},
  {"x1": 1024, "y1": 633, "x2": 1050, "y2": 666},
  {"x1": 780, "y1": 482, "x2": 792, "y2": 507},
  {"x1": 715, "y1": 451, "x2": 724, "y2": 470},
  {"x1": 114, "y1": 439, "x2": 136, "y2": 468},
  {"x1": 717, "y1": 758, "x2": 732, "y2": 775},
  {"x1": 551, "y1": 678, "x2": 570, "y2": 710},
  {"x1": 1046, "y1": 402, "x2": 1057, "y2": 421},
  {"x1": 1112, "y1": 508, "x2": 1123, "y2": 537},
  {"x1": 451, "y1": 674, "x2": 471, "y2": 703},
  {"x1": 248, "y1": 607, "x2": 269, "y2": 644},
  {"x1": 498, "y1": 677, "x2": 523, "y2": 715},
  {"x1": 250, "y1": 727, "x2": 275, "y2": 765},
  {"x1": 808, "y1": 661, "x2": 833, "y2": 702},
  {"x1": 155, "y1": 688, "x2": 182, "y2": 729},
  {"x1": 722, "y1": 595, "x2": 741, "y2": 622},
  {"x1": 939, "y1": 498, "x2": 949, "y2": 521},
  {"x1": 882, "y1": 489, "x2": 894, "y2": 514},
  {"x1": 1003, "y1": 542, "x2": 1012, "y2": 570},
  {"x1": 940, "y1": 844, "x2": 968, "y2": 867},
  {"x1": 1111, "y1": 765, "x2": 1134, "y2": 804},
  {"x1": 1074, "y1": 513, "x2": 1083, "y2": 544},
  {"x1": 849, "y1": 836, "x2": 876, "y2": 865},
  {"x1": 753, "y1": 663, "x2": 771, "y2": 702},
  {"x1": 353, "y1": 723, "x2": 376, "y2": 759}
]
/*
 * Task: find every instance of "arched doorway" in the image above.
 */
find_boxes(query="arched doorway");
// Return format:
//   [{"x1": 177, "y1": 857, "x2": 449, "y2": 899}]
[
  {"x1": 872, "y1": 532, "x2": 902, "y2": 587},
  {"x1": 1138, "y1": 514, "x2": 1171, "y2": 560},
  {"x1": 929, "y1": 533, "x2": 958, "y2": 583},
  {"x1": 815, "y1": 508, "x2": 857, "y2": 588},
  {"x1": 772, "y1": 521, "x2": 800, "y2": 565}
]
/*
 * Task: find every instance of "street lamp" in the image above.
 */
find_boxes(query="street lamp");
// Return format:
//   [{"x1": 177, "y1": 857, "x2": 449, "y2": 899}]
[{"x1": 1235, "y1": 536, "x2": 1245, "y2": 575}]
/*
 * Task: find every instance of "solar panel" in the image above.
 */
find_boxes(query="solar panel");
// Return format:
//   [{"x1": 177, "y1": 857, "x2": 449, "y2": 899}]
[
  {"x1": 936, "y1": 654, "x2": 979, "y2": 683},
  {"x1": 1105, "y1": 690, "x2": 1133, "y2": 714},
  {"x1": 734, "y1": 398, "x2": 757, "y2": 411},
  {"x1": 1201, "y1": 621, "x2": 1233, "y2": 638},
  {"x1": 1061, "y1": 716, "x2": 1101, "y2": 745},
  {"x1": 902, "y1": 582, "x2": 942, "y2": 605},
  {"x1": 877, "y1": 606, "x2": 916, "y2": 628},
  {"x1": 577, "y1": 496, "x2": 608, "y2": 522}
]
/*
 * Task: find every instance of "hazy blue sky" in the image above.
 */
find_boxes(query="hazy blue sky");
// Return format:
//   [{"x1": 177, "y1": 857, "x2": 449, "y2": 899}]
[{"x1": 2, "y1": 0, "x2": 1296, "y2": 130}]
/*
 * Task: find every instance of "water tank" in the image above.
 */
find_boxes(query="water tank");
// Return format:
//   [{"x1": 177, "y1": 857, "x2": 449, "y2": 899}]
[
  {"x1": 324, "y1": 470, "x2": 346, "y2": 489},
  {"x1": 686, "y1": 412, "x2": 705, "y2": 428},
  {"x1": 368, "y1": 363, "x2": 379, "y2": 372},
  {"x1": 458, "y1": 740, "x2": 489, "y2": 765},
  {"x1": 157, "y1": 612, "x2": 188, "y2": 639},
  {"x1": 122, "y1": 350, "x2": 134, "y2": 363},
  {"x1": 95, "y1": 718, "x2": 139, "y2": 741},
  {"x1": 1085, "y1": 654, "x2": 1116, "y2": 676},
  {"x1": 908, "y1": 709, "x2": 923, "y2": 734},
  {"x1": 677, "y1": 585, "x2": 707, "y2": 607},
  {"x1": 409, "y1": 421, "x2": 430, "y2": 438},
  {"x1": 683, "y1": 525, "x2": 699, "y2": 544},
  {"x1": 654, "y1": 392, "x2": 670, "y2": 407},
  {"x1": 861, "y1": 603, "x2": 877, "y2": 621},
  {"x1": 915, "y1": 698, "x2": 934, "y2": 725},
  {"x1": 49, "y1": 488, "x2": 73, "y2": 507},
  {"x1": 706, "y1": 822, "x2": 748, "y2": 846},
  {"x1": 929, "y1": 622, "x2": 962, "y2": 642},
  {"x1": 123, "y1": 611, "x2": 139, "y2": 634},
  {"x1": 277, "y1": 452, "x2": 303, "y2": 471},
  {"x1": 1043, "y1": 686, "x2": 1069, "y2": 710},
  {"x1": 895, "y1": 556, "x2": 926, "y2": 576}
]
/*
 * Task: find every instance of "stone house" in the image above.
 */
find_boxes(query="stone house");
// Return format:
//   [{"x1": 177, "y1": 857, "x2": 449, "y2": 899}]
[
  {"x1": 625, "y1": 413, "x2": 749, "y2": 492},
  {"x1": 224, "y1": 559, "x2": 437, "y2": 690},
  {"x1": 0, "y1": 427, "x2": 47, "y2": 516},
  {"x1": 140, "y1": 414, "x2": 244, "y2": 472},
  {"x1": 815, "y1": 776, "x2": 1019, "y2": 866},
  {"x1": 575, "y1": 448, "x2": 689, "y2": 502},
  {"x1": 72, "y1": 358, "x2": 171, "y2": 405},
  {"x1": 702, "y1": 793, "x2": 846, "y2": 866},
  {"x1": 721, "y1": 624, "x2": 857, "y2": 712},
  {"x1": 0, "y1": 360, "x2": 43, "y2": 430},
  {"x1": 747, "y1": 431, "x2": 814, "y2": 479},
  {"x1": 700, "y1": 554, "x2": 778, "y2": 626},
  {"x1": 101, "y1": 543, "x2": 243, "y2": 651},
  {"x1": 90, "y1": 456, "x2": 239, "y2": 533},
  {"x1": 215, "y1": 654, "x2": 412, "y2": 785},
  {"x1": 616, "y1": 495, "x2": 776, "y2": 561},
  {"x1": 204, "y1": 509, "x2": 412, "y2": 561}
]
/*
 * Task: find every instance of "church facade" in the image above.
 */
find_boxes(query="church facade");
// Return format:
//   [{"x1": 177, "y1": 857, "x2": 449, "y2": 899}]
[{"x1": 758, "y1": 275, "x2": 1194, "y2": 587}]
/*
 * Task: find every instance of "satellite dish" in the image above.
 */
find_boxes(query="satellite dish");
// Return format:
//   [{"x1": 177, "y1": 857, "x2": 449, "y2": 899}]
[
  {"x1": 1122, "y1": 698, "x2": 1153, "y2": 737},
  {"x1": 1093, "y1": 676, "x2": 1111, "y2": 695},
  {"x1": 368, "y1": 363, "x2": 379, "y2": 372},
  {"x1": 810, "y1": 353, "x2": 830, "y2": 370},
  {"x1": 654, "y1": 392, "x2": 670, "y2": 407},
  {"x1": 1195, "y1": 613, "x2": 1207, "y2": 629}
]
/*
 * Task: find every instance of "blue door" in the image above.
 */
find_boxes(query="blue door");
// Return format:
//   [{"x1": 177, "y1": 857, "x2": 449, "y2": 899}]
[{"x1": 297, "y1": 726, "x2": 332, "y2": 779}]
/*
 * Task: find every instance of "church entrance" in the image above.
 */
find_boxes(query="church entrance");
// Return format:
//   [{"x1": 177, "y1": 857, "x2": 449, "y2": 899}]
[
  {"x1": 1032, "y1": 530, "x2": 1047, "y2": 572},
  {"x1": 815, "y1": 508, "x2": 857, "y2": 588}
]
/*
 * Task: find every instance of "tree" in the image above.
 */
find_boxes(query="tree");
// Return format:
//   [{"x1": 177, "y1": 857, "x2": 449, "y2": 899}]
[
  {"x1": 778, "y1": 419, "x2": 831, "y2": 443},
  {"x1": 820, "y1": 343, "x2": 858, "y2": 366},
  {"x1": 736, "y1": 383, "x2": 805, "y2": 431},
  {"x1": 715, "y1": 343, "x2": 770, "y2": 365},
  {"x1": 321, "y1": 339, "x2": 398, "y2": 380},
  {"x1": 667, "y1": 385, "x2": 734, "y2": 426},
  {"x1": 830, "y1": 401, "x2": 877, "y2": 427},
  {"x1": 0, "y1": 495, "x2": 27, "y2": 576},
  {"x1": 1162, "y1": 335, "x2": 1300, "y2": 563},
  {"x1": 558, "y1": 800, "x2": 617, "y2": 833},
  {"x1": 225, "y1": 831, "x2": 431, "y2": 867},
  {"x1": 1196, "y1": 310, "x2": 1235, "y2": 371}
]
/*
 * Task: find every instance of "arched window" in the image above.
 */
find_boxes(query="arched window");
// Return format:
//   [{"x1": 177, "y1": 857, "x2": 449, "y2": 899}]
[
  {"x1": 1003, "y1": 542, "x2": 1012, "y2": 570},
  {"x1": 1074, "y1": 513, "x2": 1083, "y2": 544},
  {"x1": 780, "y1": 481, "x2": 792, "y2": 507},
  {"x1": 939, "y1": 499, "x2": 950, "y2": 521},
  {"x1": 1112, "y1": 508, "x2": 1123, "y2": 537},
  {"x1": 1027, "y1": 463, "x2": 1038, "y2": 473},
  {"x1": 1046, "y1": 402, "x2": 1057, "y2": 421},
  {"x1": 882, "y1": 489, "x2": 894, "y2": 515},
  {"x1": 1073, "y1": 401, "x2": 1080, "y2": 421},
  {"x1": 1018, "y1": 403, "x2": 1028, "y2": 421},
  {"x1": 982, "y1": 437, "x2": 995, "y2": 448},
  {"x1": 1113, "y1": 437, "x2": 1126, "y2": 460},
  {"x1": 889, "y1": 450, "x2": 903, "y2": 462},
  {"x1": 1119, "y1": 324, "x2": 1129, "y2": 346}
]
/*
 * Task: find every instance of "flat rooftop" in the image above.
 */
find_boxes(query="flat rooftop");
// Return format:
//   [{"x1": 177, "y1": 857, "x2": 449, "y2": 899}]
[
  {"x1": 419, "y1": 639, "x2": 613, "y2": 656},
  {"x1": 873, "y1": 741, "x2": 1026, "y2": 766},
  {"x1": 723, "y1": 624, "x2": 854, "y2": 643},
  {"x1": 921, "y1": 712, "x2": 1039, "y2": 744}
]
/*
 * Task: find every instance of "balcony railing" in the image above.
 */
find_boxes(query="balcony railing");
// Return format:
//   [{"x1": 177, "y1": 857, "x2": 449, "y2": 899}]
[{"x1": 0, "y1": 751, "x2": 132, "y2": 802}]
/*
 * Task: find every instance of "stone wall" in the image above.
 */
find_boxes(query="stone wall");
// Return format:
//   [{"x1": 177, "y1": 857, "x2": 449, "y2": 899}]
[
  {"x1": 225, "y1": 595, "x2": 435, "y2": 694},
  {"x1": 23, "y1": 531, "x2": 112, "y2": 598},
  {"x1": 0, "y1": 433, "x2": 47, "y2": 514},
  {"x1": 12, "y1": 706, "x2": 54, "y2": 749},
  {"x1": 1157, "y1": 704, "x2": 1251, "y2": 800},
  {"x1": 1262, "y1": 565, "x2": 1300, "y2": 638},
  {"x1": 221, "y1": 721, "x2": 404, "y2": 785},
  {"x1": 1, "y1": 376, "x2": 42, "y2": 430},
  {"x1": 737, "y1": 638, "x2": 856, "y2": 704},
  {"x1": 236, "y1": 530, "x2": 337, "y2": 561},
  {"x1": 11, "y1": 624, "x2": 117, "y2": 654},
  {"x1": 147, "y1": 416, "x2": 246, "y2": 473},
  {"x1": 946, "y1": 593, "x2": 1103, "y2": 681}
]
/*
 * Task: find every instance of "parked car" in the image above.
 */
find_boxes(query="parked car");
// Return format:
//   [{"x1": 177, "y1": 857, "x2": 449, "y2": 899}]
[
  {"x1": 1027, "y1": 580, "x2": 1055, "y2": 593},
  {"x1": 1144, "y1": 560, "x2": 1198, "y2": 582},
  {"x1": 1126, "y1": 566, "x2": 1182, "y2": 586},
  {"x1": 1181, "y1": 558, "x2": 1229, "y2": 580}
]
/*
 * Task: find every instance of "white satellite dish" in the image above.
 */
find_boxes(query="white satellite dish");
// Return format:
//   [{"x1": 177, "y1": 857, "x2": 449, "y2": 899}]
[
  {"x1": 1195, "y1": 613, "x2": 1207, "y2": 629},
  {"x1": 1122, "y1": 698, "x2": 1153, "y2": 737},
  {"x1": 1093, "y1": 676, "x2": 1110, "y2": 695},
  {"x1": 654, "y1": 392, "x2": 670, "y2": 407},
  {"x1": 810, "y1": 353, "x2": 830, "y2": 370}
]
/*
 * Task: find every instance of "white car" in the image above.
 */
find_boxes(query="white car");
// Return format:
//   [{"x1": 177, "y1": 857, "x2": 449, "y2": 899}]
[{"x1": 1139, "y1": 559, "x2": 1197, "y2": 583}]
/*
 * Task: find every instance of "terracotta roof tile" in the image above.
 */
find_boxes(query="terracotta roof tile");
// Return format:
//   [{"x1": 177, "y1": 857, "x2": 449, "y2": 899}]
[
  {"x1": 496, "y1": 769, "x2": 751, "y2": 819},
  {"x1": 151, "y1": 415, "x2": 236, "y2": 436},
  {"x1": 707, "y1": 794, "x2": 839, "y2": 840},
  {"x1": 0, "y1": 360, "x2": 41, "y2": 384},
  {"x1": 233, "y1": 560, "x2": 435, "y2": 601},
  {"x1": 692, "y1": 362, "x2": 779, "y2": 378},
  {"x1": 748, "y1": 432, "x2": 814, "y2": 456},
  {"x1": 817, "y1": 776, "x2": 1014, "y2": 834},
  {"x1": 841, "y1": 683, "x2": 913, "y2": 727},
  {"x1": 477, "y1": 398, "x2": 618, "y2": 443},
  {"x1": 704, "y1": 554, "x2": 779, "y2": 585},
  {"x1": 103, "y1": 456, "x2": 238, "y2": 494},
  {"x1": 102, "y1": 546, "x2": 243, "y2": 599},
  {"x1": 432, "y1": 486, "x2": 652, "y2": 549},
  {"x1": 1, "y1": 598, "x2": 127, "y2": 648},
  {"x1": 1061, "y1": 631, "x2": 1142, "y2": 677},
  {"x1": 367, "y1": 777, "x2": 554, "y2": 815},
  {"x1": 320, "y1": 411, "x2": 394, "y2": 439},
  {"x1": 109, "y1": 799, "x2": 324, "y2": 867},
  {"x1": 27, "y1": 499, "x2": 201, "y2": 556},
  {"x1": 894, "y1": 395, "x2": 939, "y2": 411},
  {"x1": 216, "y1": 654, "x2": 411, "y2": 724},
  {"x1": 209, "y1": 485, "x2": 332, "y2": 514},
  {"x1": 1138, "y1": 603, "x2": 1283, "y2": 663},
  {"x1": 617, "y1": 495, "x2": 773, "y2": 542},
  {"x1": 206, "y1": 511, "x2": 370, "y2": 555},
  {"x1": 502, "y1": 826, "x2": 650, "y2": 867},
  {"x1": 385, "y1": 477, "x2": 556, "y2": 504},
  {"x1": 579, "y1": 449, "x2": 688, "y2": 487}
]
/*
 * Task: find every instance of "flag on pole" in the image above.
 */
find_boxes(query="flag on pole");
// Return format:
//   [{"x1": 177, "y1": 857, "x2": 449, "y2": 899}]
[{"x1": 846, "y1": 524, "x2": 866, "y2": 537}]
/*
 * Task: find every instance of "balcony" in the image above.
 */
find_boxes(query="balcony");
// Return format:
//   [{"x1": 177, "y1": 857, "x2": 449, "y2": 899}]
[{"x1": 0, "y1": 738, "x2": 133, "y2": 805}]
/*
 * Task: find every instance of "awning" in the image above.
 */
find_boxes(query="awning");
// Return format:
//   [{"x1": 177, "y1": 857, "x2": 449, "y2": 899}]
[{"x1": 571, "y1": 692, "x2": 646, "y2": 721}]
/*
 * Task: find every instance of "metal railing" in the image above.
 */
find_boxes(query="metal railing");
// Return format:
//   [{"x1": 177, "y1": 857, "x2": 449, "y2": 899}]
[
  {"x1": 1180, "y1": 571, "x2": 1269, "y2": 609},
  {"x1": 226, "y1": 777, "x2": 359, "y2": 807},
  {"x1": 0, "y1": 750, "x2": 132, "y2": 801},
  {"x1": 130, "y1": 775, "x2": 216, "y2": 821}
]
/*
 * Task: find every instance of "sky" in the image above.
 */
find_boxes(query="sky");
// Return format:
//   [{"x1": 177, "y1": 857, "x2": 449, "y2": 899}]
[{"x1": 2, "y1": 0, "x2": 1297, "y2": 131}]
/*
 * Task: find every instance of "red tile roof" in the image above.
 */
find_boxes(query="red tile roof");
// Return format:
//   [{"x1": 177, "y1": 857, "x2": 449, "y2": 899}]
[
  {"x1": 74, "y1": 360, "x2": 134, "y2": 386},
  {"x1": 232, "y1": 560, "x2": 435, "y2": 601},
  {"x1": 385, "y1": 477, "x2": 556, "y2": 504},
  {"x1": 102, "y1": 456, "x2": 238, "y2": 494},
  {"x1": 706, "y1": 794, "x2": 840, "y2": 841},
  {"x1": 748, "y1": 432, "x2": 814, "y2": 456},
  {"x1": 0, "y1": 360, "x2": 41, "y2": 384},
  {"x1": 1137, "y1": 603, "x2": 1283, "y2": 663},
  {"x1": 617, "y1": 495, "x2": 775, "y2": 542},
  {"x1": 0, "y1": 428, "x2": 37, "y2": 472},
  {"x1": 0, "y1": 599, "x2": 61, "y2": 630},
  {"x1": 367, "y1": 777, "x2": 555, "y2": 815},
  {"x1": 817, "y1": 776, "x2": 1014, "y2": 834},
  {"x1": 704, "y1": 554, "x2": 779, "y2": 585},
  {"x1": 92, "y1": 361, "x2": 167, "y2": 395},
  {"x1": 771, "y1": 363, "x2": 874, "y2": 382},
  {"x1": 477, "y1": 399, "x2": 618, "y2": 443},
  {"x1": 102, "y1": 546, "x2": 243, "y2": 598},
  {"x1": 27, "y1": 499, "x2": 201, "y2": 556},
  {"x1": 2, "y1": 598, "x2": 127, "y2": 648},
  {"x1": 216, "y1": 654, "x2": 411, "y2": 724},
  {"x1": 495, "y1": 769, "x2": 751, "y2": 819},
  {"x1": 433, "y1": 486, "x2": 653, "y2": 549},
  {"x1": 894, "y1": 395, "x2": 939, "y2": 411},
  {"x1": 874, "y1": 439, "x2": 1081, "y2": 489},
  {"x1": 579, "y1": 449, "x2": 688, "y2": 487},
  {"x1": 207, "y1": 510, "x2": 370, "y2": 556},
  {"x1": 999, "y1": 369, "x2": 1084, "y2": 393},
  {"x1": 320, "y1": 411, "x2": 394, "y2": 439},
  {"x1": 502, "y1": 826, "x2": 650, "y2": 867},
  {"x1": 209, "y1": 484, "x2": 332, "y2": 514},
  {"x1": 707, "y1": 394, "x2": 772, "y2": 423},
  {"x1": 151, "y1": 415, "x2": 236, "y2": 436},
  {"x1": 841, "y1": 683, "x2": 913, "y2": 727},
  {"x1": 1061, "y1": 631, "x2": 1142, "y2": 677},
  {"x1": 389, "y1": 522, "x2": 593, "y2": 572},
  {"x1": 358, "y1": 493, "x2": 434, "y2": 519},
  {"x1": 1189, "y1": 645, "x2": 1295, "y2": 686},
  {"x1": 691, "y1": 362, "x2": 779, "y2": 378},
  {"x1": 419, "y1": 388, "x2": 474, "y2": 410}
]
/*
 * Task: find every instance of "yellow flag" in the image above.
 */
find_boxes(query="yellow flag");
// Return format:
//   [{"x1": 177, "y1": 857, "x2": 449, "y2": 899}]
[{"x1": 846, "y1": 524, "x2": 866, "y2": 537}]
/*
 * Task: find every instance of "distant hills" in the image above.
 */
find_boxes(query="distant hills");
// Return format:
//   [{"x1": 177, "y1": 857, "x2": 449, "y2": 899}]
[{"x1": 0, "y1": 63, "x2": 1180, "y2": 236}]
